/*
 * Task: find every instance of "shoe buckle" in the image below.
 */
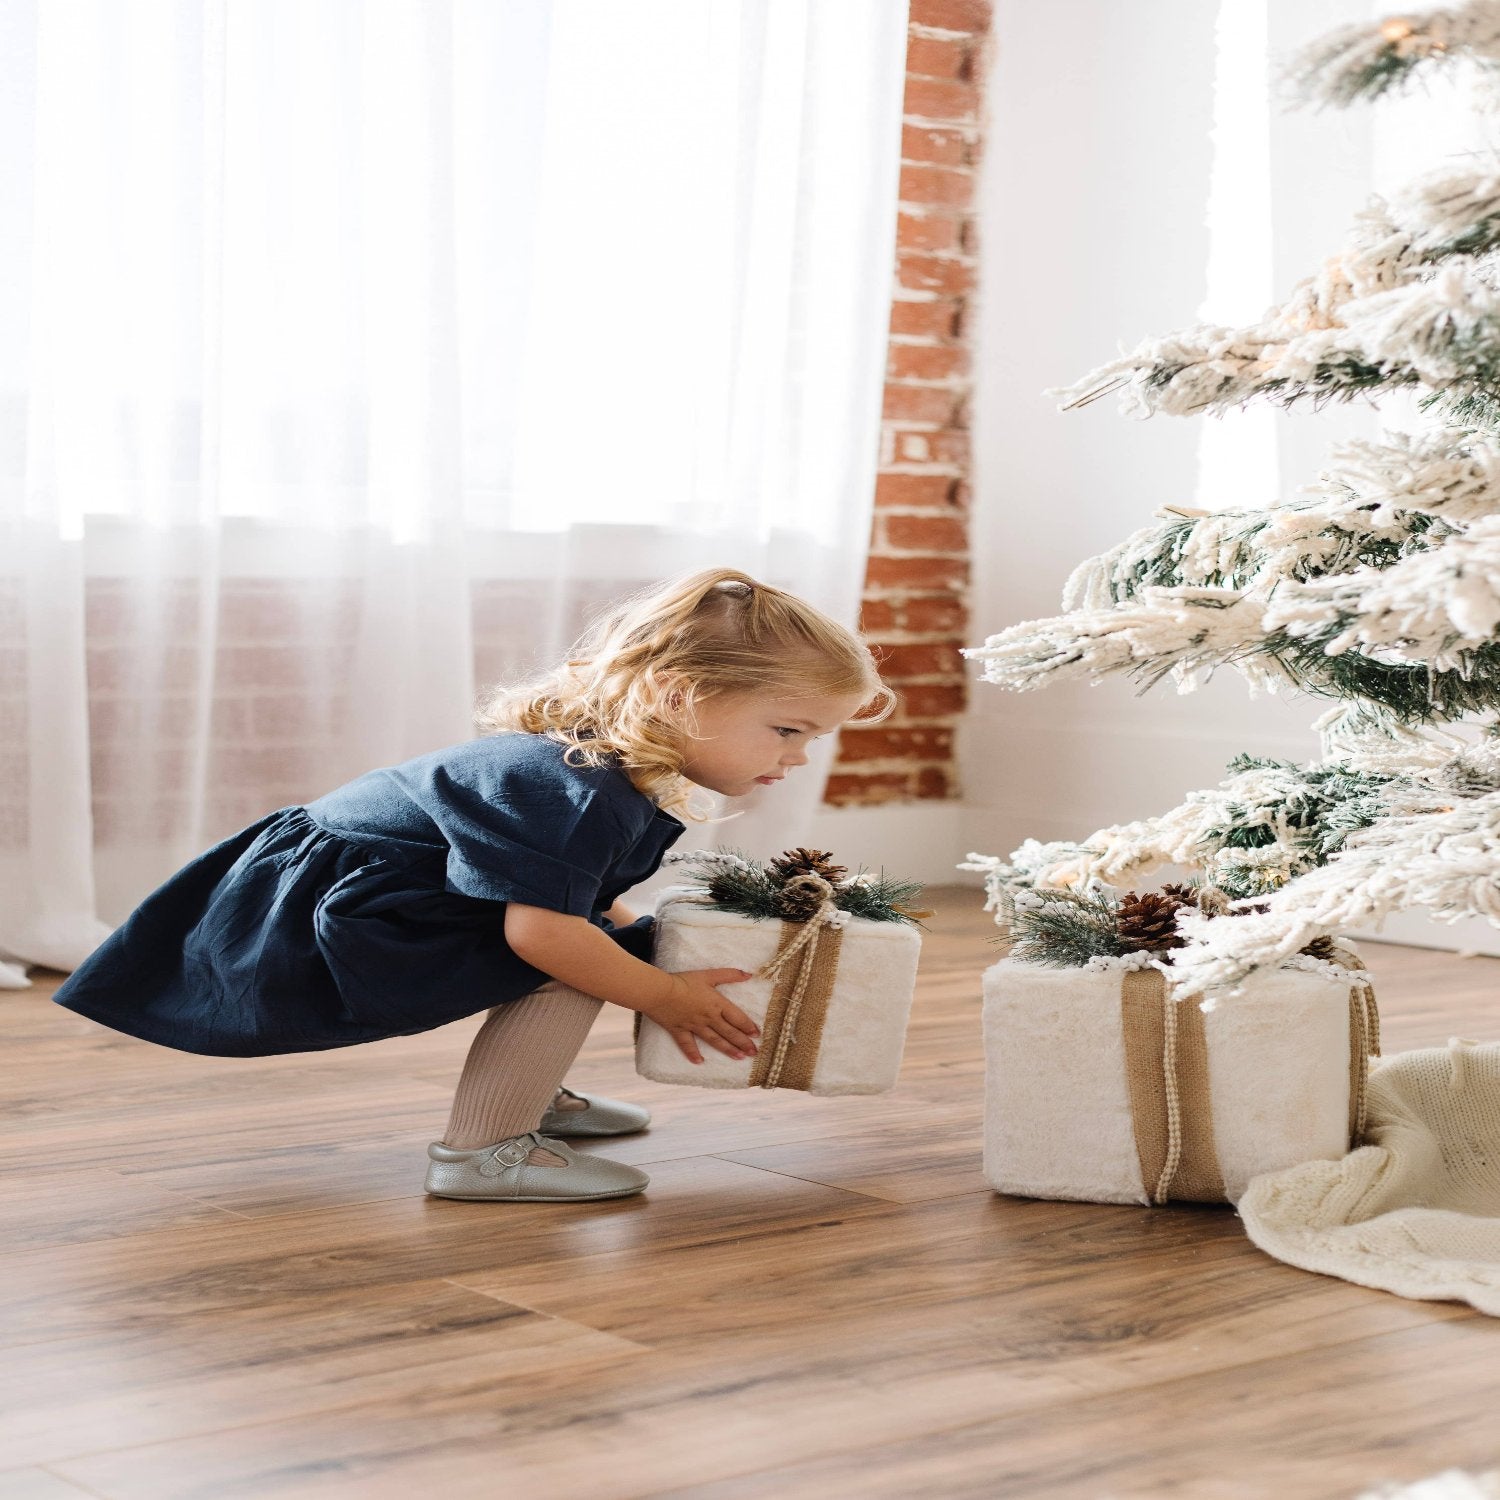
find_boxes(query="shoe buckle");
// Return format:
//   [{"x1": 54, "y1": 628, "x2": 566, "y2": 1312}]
[{"x1": 479, "y1": 1137, "x2": 532, "y2": 1175}]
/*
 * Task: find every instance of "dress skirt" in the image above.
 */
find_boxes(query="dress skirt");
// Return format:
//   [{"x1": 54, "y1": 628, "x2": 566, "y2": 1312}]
[{"x1": 52, "y1": 806, "x2": 655, "y2": 1057}]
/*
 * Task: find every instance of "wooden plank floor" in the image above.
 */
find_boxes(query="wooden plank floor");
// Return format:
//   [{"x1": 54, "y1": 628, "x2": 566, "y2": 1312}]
[{"x1": 3, "y1": 885, "x2": 1498, "y2": 1500}]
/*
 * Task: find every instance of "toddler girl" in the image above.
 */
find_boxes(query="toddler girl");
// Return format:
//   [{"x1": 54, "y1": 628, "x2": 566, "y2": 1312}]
[{"x1": 54, "y1": 568, "x2": 894, "y2": 1202}]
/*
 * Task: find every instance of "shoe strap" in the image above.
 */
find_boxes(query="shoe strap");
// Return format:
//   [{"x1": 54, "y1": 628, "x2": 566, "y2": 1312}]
[{"x1": 479, "y1": 1133, "x2": 539, "y2": 1174}]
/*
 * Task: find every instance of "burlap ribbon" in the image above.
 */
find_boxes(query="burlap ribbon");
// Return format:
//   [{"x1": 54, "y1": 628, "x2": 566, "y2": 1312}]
[
  {"x1": 1121, "y1": 957, "x2": 1380, "y2": 1206},
  {"x1": 647, "y1": 876, "x2": 846, "y2": 1089},
  {"x1": 748, "y1": 877, "x2": 845, "y2": 1090},
  {"x1": 1121, "y1": 968, "x2": 1225, "y2": 1205}
]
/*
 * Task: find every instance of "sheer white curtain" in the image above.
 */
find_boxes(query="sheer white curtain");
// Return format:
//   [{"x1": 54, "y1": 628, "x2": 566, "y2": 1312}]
[{"x1": 0, "y1": 0, "x2": 910, "y2": 984}]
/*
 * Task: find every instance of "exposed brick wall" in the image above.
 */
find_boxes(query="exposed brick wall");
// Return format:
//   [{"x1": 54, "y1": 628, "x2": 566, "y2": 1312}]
[
  {"x1": 80, "y1": 578, "x2": 357, "y2": 846},
  {"x1": 61, "y1": 575, "x2": 632, "y2": 851},
  {"x1": 825, "y1": 0, "x2": 991, "y2": 808}
]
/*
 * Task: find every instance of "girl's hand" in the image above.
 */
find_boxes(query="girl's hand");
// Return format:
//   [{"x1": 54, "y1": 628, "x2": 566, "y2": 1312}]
[{"x1": 641, "y1": 969, "x2": 760, "y2": 1064}]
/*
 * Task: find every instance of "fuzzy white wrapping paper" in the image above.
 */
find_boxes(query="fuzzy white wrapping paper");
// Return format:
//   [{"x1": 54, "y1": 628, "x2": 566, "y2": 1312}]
[
  {"x1": 635, "y1": 892, "x2": 922, "y2": 1095},
  {"x1": 982, "y1": 957, "x2": 1358, "y2": 1205}
]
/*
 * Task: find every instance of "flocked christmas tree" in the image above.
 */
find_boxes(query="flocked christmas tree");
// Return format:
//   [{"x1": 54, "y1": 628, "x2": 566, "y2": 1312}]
[{"x1": 962, "y1": 3, "x2": 1500, "y2": 994}]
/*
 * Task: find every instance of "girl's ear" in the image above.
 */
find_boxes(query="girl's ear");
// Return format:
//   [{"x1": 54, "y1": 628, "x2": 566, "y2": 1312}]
[
  {"x1": 657, "y1": 668, "x2": 687, "y2": 711},
  {"x1": 658, "y1": 674, "x2": 685, "y2": 717}
]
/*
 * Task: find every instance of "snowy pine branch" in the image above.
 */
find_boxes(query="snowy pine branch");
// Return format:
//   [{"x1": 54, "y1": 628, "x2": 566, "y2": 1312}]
[
  {"x1": 974, "y1": 427, "x2": 1500, "y2": 722},
  {"x1": 1300, "y1": 428, "x2": 1500, "y2": 527},
  {"x1": 962, "y1": 587, "x2": 1285, "y2": 697},
  {"x1": 1060, "y1": 427, "x2": 1500, "y2": 615},
  {"x1": 959, "y1": 755, "x2": 1452, "y2": 919},
  {"x1": 1282, "y1": 3, "x2": 1500, "y2": 108},
  {"x1": 1049, "y1": 262, "x2": 1500, "y2": 428},
  {"x1": 1312, "y1": 700, "x2": 1500, "y2": 778},
  {"x1": 1394, "y1": 161, "x2": 1500, "y2": 261},
  {"x1": 1060, "y1": 496, "x2": 1447, "y2": 613},
  {"x1": 1048, "y1": 159, "x2": 1500, "y2": 427},
  {"x1": 1265, "y1": 515, "x2": 1500, "y2": 661},
  {"x1": 968, "y1": 580, "x2": 1500, "y2": 722},
  {"x1": 1169, "y1": 790, "x2": 1500, "y2": 994}
]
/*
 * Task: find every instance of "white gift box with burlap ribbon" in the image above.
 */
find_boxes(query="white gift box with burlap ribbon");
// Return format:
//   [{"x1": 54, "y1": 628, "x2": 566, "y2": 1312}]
[
  {"x1": 635, "y1": 884, "x2": 922, "y2": 1095},
  {"x1": 981, "y1": 950, "x2": 1379, "y2": 1206}
]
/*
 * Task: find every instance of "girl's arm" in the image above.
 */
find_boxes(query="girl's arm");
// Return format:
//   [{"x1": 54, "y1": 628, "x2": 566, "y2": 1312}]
[
  {"x1": 504, "y1": 902, "x2": 759, "y2": 1064},
  {"x1": 603, "y1": 899, "x2": 638, "y2": 925}
]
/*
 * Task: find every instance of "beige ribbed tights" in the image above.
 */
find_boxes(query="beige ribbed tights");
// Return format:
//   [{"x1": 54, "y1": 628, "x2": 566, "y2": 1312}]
[{"x1": 442, "y1": 982, "x2": 603, "y2": 1165}]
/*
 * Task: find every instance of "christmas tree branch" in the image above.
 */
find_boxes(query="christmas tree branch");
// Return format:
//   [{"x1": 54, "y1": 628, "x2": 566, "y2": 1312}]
[
  {"x1": 963, "y1": 587, "x2": 1283, "y2": 697},
  {"x1": 1050, "y1": 263, "x2": 1500, "y2": 429},
  {"x1": 960, "y1": 754, "x2": 1454, "y2": 919},
  {"x1": 1061, "y1": 499, "x2": 1447, "y2": 614},
  {"x1": 973, "y1": 516, "x2": 1500, "y2": 725},
  {"x1": 1300, "y1": 428, "x2": 1500, "y2": 528},
  {"x1": 1061, "y1": 429, "x2": 1500, "y2": 624},
  {"x1": 1265, "y1": 515, "x2": 1500, "y2": 659},
  {"x1": 1169, "y1": 790, "x2": 1500, "y2": 995},
  {"x1": 1393, "y1": 161, "x2": 1500, "y2": 262},
  {"x1": 1281, "y1": 3, "x2": 1500, "y2": 109}
]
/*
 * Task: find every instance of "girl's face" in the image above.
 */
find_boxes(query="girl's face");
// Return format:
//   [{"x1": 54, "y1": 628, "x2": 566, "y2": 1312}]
[{"x1": 673, "y1": 689, "x2": 867, "y2": 798}]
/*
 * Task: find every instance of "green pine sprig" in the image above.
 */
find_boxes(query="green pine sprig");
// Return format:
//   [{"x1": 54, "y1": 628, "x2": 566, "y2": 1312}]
[
  {"x1": 835, "y1": 869, "x2": 929, "y2": 925},
  {"x1": 666, "y1": 847, "x2": 928, "y2": 927},
  {"x1": 1283, "y1": 26, "x2": 1490, "y2": 110},
  {"x1": 1006, "y1": 887, "x2": 1125, "y2": 967}
]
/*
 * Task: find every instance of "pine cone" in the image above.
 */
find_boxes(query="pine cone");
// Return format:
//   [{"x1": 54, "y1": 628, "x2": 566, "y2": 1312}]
[
  {"x1": 1298, "y1": 934, "x2": 1340, "y2": 962},
  {"x1": 774, "y1": 874, "x2": 831, "y2": 923},
  {"x1": 769, "y1": 847, "x2": 848, "y2": 887},
  {"x1": 1115, "y1": 890, "x2": 1187, "y2": 953},
  {"x1": 1162, "y1": 881, "x2": 1231, "y2": 917}
]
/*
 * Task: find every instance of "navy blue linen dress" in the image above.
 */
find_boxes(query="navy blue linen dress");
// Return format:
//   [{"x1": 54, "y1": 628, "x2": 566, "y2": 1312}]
[{"x1": 53, "y1": 733, "x2": 685, "y2": 1056}]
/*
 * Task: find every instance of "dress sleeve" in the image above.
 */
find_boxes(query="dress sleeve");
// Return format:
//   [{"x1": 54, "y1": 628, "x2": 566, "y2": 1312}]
[
  {"x1": 601, "y1": 913, "x2": 656, "y2": 962},
  {"x1": 428, "y1": 769, "x2": 639, "y2": 916}
]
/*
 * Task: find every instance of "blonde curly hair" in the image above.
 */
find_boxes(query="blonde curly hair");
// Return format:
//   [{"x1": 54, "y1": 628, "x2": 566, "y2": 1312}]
[{"x1": 474, "y1": 567, "x2": 896, "y2": 821}]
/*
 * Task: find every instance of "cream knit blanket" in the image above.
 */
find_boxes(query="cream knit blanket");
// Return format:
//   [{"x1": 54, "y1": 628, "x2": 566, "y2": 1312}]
[{"x1": 1239, "y1": 1039, "x2": 1500, "y2": 1315}]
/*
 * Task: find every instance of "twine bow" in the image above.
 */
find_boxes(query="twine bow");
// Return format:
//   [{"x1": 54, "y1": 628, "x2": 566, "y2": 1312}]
[{"x1": 651, "y1": 875, "x2": 848, "y2": 1089}]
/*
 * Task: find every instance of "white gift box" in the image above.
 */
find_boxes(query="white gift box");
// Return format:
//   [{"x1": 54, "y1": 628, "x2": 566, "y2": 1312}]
[
  {"x1": 635, "y1": 890, "x2": 922, "y2": 1095},
  {"x1": 981, "y1": 953, "x2": 1377, "y2": 1206}
]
